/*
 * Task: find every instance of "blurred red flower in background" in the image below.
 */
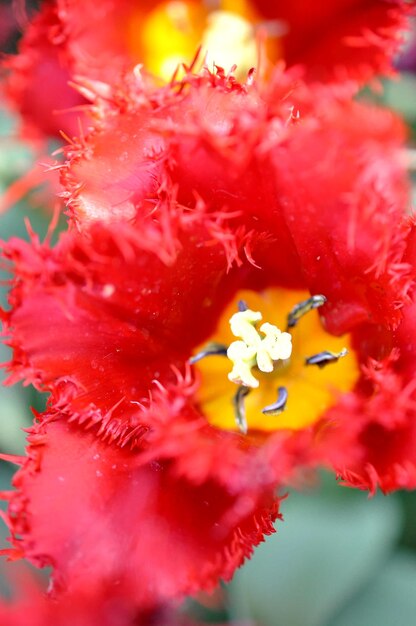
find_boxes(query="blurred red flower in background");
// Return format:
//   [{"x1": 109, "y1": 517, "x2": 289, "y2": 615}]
[
  {"x1": 2, "y1": 3, "x2": 86, "y2": 140},
  {"x1": 2, "y1": 0, "x2": 411, "y2": 139}
]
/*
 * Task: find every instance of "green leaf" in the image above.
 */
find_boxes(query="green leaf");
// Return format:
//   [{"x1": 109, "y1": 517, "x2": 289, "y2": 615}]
[
  {"x1": 0, "y1": 344, "x2": 39, "y2": 455},
  {"x1": 228, "y1": 478, "x2": 402, "y2": 626},
  {"x1": 329, "y1": 551, "x2": 416, "y2": 626},
  {"x1": 382, "y1": 73, "x2": 416, "y2": 123}
]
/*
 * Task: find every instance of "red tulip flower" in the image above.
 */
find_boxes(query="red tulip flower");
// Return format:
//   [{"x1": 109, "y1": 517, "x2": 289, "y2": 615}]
[
  {"x1": 3, "y1": 0, "x2": 410, "y2": 139},
  {"x1": 1, "y1": 71, "x2": 414, "y2": 605}
]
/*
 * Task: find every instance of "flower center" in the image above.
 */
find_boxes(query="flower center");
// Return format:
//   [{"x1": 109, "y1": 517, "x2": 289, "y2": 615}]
[
  {"x1": 128, "y1": 1, "x2": 282, "y2": 80},
  {"x1": 191, "y1": 288, "x2": 360, "y2": 434}
]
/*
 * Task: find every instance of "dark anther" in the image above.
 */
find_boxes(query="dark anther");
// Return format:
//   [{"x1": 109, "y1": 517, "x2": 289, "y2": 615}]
[
  {"x1": 233, "y1": 386, "x2": 251, "y2": 434},
  {"x1": 262, "y1": 386, "x2": 288, "y2": 415},
  {"x1": 305, "y1": 348, "x2": 348, "y2": 369},
  {"x1": 287, "y1": 294, "x2": 327, "y2": 329},
  {"x1": 189, "y1": 342, "x2": 228, "y2": 365},
  {"x1": 238, "y1": 300, "x2": 249, "y2": 312}
]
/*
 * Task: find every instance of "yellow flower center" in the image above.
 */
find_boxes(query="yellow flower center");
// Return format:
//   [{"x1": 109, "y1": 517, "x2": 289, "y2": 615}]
[
  {"x1": 193, "y1": 288, "x2": 360, "y2": 433},
  {"x1": 127, "y1": 0, "x2": 282, "y2": 80}
]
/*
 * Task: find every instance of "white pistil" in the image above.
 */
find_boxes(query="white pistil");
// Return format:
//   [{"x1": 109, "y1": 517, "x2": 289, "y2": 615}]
[{"x1": 227, "y1": 309, "x2": 292, "y2": 388}]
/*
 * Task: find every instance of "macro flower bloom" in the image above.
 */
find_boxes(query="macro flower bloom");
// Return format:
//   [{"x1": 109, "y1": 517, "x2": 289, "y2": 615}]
[
  {"x1": 1, "y1": 69, "x2": 414, "y2": 607},
  {"x1": 2, "y1": 0, "x2": 410, "y2": 139}
]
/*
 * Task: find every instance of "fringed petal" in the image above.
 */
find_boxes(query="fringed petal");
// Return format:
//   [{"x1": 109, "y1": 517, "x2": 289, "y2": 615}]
[
  {"x1": 317, "y1": 293, "x2": 416, "y2": 493},
  {"x1": 167, "y1": 75, "x2": 413, "y2": 332},
  {"x1": 4, "y1": 0, "x2": 409, "y2": 143},
  {"x1": 2, "y1": 212, "x2": 243, "y2": 426},
  {"x1": 254, "y1": 0, "x2": 411, "y2": 85},
  {"x1": 61, "y1": 72, "x2": 413, "y2": 334},
  {"x1": 4, "y1": 418, "x2": 280, "y2": 607},
  {"x1": 267, "y1": 96, "x2": 413, "y2": 334}
]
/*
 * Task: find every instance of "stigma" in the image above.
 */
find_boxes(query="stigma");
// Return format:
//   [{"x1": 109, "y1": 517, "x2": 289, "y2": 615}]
[{"x1": 227, "y1": 308, "x2": 292, "y2": 388}]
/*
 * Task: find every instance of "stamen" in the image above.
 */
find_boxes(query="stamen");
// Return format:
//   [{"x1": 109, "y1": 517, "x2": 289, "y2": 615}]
[
  {"x1": 238, "y1": 300, "x2": 249, "y2": 312},
  {"x1": 287, "y1": 294, "x2": 326, "y2": 329},
  {"x1": 262, "y1": 386, "x2": 288, "y2": 415},
  {"x1": 305, "y1": 348, "x2": 348, "y2": 368},
  {"x1": 189, "y1": 342, "x2": 228, "y2": 364},
  {"x1": 233, "y1": 385, "x2": 250, "y2": 434}
]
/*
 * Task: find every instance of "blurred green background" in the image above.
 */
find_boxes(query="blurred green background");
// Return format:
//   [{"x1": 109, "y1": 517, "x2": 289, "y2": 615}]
[{"x1": 0, "y1": 10, "x2": 416, "y2": 626}]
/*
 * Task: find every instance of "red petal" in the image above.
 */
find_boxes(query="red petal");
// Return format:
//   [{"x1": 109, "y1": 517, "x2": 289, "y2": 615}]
[
  {"x1": 267, "y1": 97, "x2": 412, "y2": 334},
  {"x1": 62, "y1": 108, "x2": 166, "y2": 224},
  {"x1": 168, "y1": 80, "x2": 412, "y2": 333},
  {"x1": 3, "y1": 215, "x2": 241, "y2": 424},
  {"x1": 254, "y1": 0, "x2": 410, "y2": 84},
  {"x1": 6, "y1": 0, "x2": 407, "y2": 142},
  {"x1": 6, "y1": 419, "x2": 279, "y2": 606},
  {"x1": 63, "y1": 73, "x2": 412, "y2": 333},
  {"x1": 319, "y1": 295, "x2": 416, "y2": 492}
]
